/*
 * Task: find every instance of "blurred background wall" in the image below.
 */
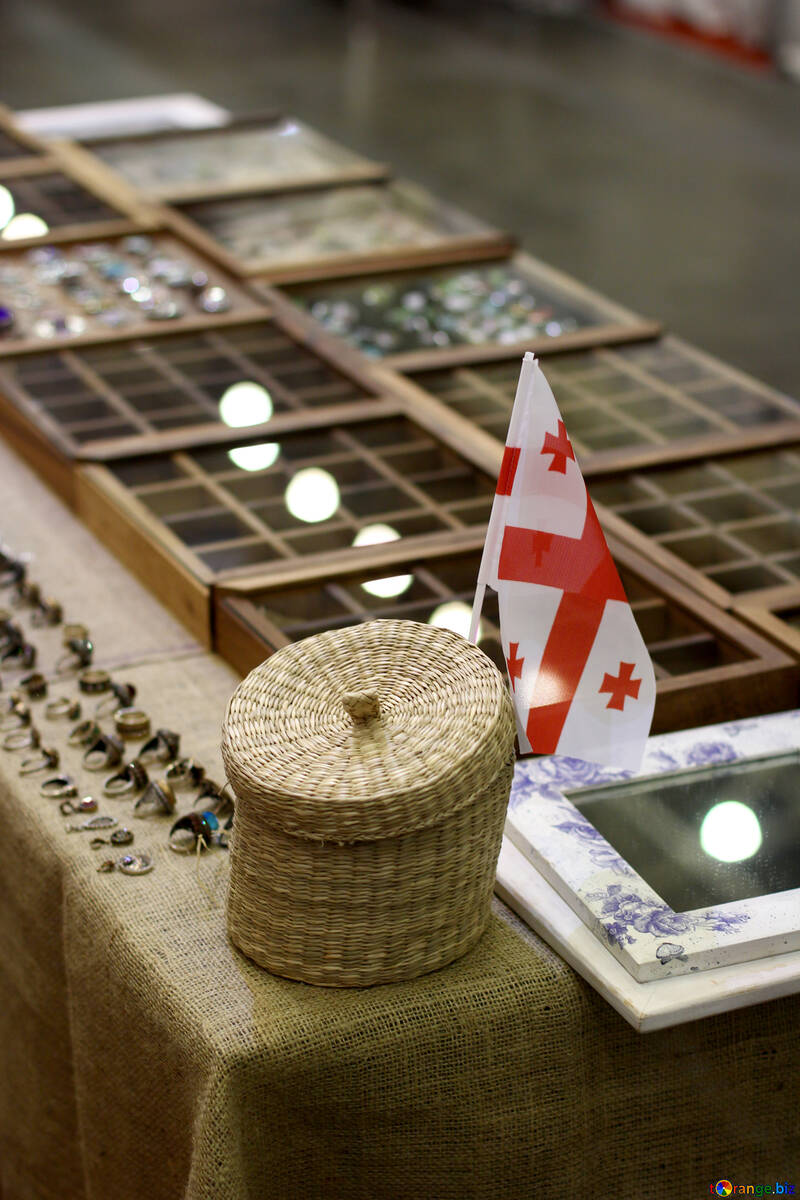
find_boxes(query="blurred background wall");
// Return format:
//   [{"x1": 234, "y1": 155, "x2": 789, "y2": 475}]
[{"x1": 3, "y1": 0, "x2": 799, "y2": 392}]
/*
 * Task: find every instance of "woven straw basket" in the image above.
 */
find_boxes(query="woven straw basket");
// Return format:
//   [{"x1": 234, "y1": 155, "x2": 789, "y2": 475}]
[{"x1": 222, "y1": 618, "x2": 516, "y2": 987}]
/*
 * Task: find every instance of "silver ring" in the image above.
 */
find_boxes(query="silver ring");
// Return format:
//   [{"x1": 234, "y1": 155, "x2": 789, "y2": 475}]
[
  {"x1": 83, "y1": 733, "x2": 124, "y2": 772},
  {"x1": 19, "y1": 746, "x2": 59, "y2": 775},
  {"x1": 133, "y1": 779, "x2": 176, "y2": 817},
  {"x1": 103, "y1": 761, "x2": 149, "y2": 797},
  {"x1": 45, "y1": 697, "x2": 82, "y2": 721},
  {"x1": 3, "y1": 725, "x2": 40, "y2": 752},
  {"x1": 40, "y1": 774, "x2": 78, "y2": 799}
]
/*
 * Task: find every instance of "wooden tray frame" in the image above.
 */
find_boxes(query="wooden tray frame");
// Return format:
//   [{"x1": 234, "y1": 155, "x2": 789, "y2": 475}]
[
  {"x1": 373, "y1": 333, "x2": 800, "y2": 476},
  {"x1": 79, "y1": 111, "x2": 391, "y2": 203},
  {"x1": 0, "y1": 141, "x2": 159, "y2": 247},
  {"x1": 0, "y1": 104, "x2": 51, "y2": 174},
  {"x1": 164, "y1": 177, "x2": 516, "y2": 283},
  {"x1": 260, "y1": 250, "x2": 662, "y2": 369},
  {"x1": 734, "y1": 584, "x2": 800, "y2": 660},
  {"x1": 215, "y1": 533, "x2": 798, "y2": 730},
  {"x1": 0, "y1": 230, "x2": 266, "y2": 360}
]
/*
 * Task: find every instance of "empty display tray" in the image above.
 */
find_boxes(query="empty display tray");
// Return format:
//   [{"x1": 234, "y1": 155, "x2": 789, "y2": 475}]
[
  {"x1": 215, "y1": 534, "x2": 797, "y2": 730},
  {"x1": 77, "y1": 413, "x2": 498, "y2": 643},
  {"x1": 593, "y1": 446, "x2": 800, "y2": 607},
  {"x1": 400, "y1": 336, "x2": 800, "y2": 473}
]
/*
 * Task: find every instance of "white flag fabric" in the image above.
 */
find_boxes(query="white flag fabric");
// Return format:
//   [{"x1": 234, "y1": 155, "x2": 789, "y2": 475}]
[{"x1": 473, "y1": 352, "x2": 656, "y2": 771}]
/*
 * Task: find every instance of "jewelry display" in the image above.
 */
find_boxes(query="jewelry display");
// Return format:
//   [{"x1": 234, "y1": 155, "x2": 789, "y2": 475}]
[
  {"x1": 0, "y1": 234, "x2": 252, "y2": 349},
  {"x1": 113, "y1": 707, "x2": 151, "y2": 740},
  {"x1": 2, "y1": 725, "x2": 39, "y2": 752},
  {"x1": 96, "y1": 682, "x2": 136, "y2": 717},
  {"x1": 30, "y1": 598, "x2": 63, "y2": 627},
  {"x1": 19, "y1": 746, "x2": 59, "y2": 774},
  {"x1": 59, "y1": 796, "x2": 98, "y2": 816},
  {"x1": 89, "y1": 116, "x2": 379, "y2": 199},
  {"x1": 45, "y1": 697, "x2": 81, "y2": 721},
  {"x1": 77, "y1": 668, "x2": 111, "y2": 694},
  {"x1": 133, "y1": 778, "x2": 176, "y2": 817},
  {"x1": 19, "y1": 671, "x2": 47, "y2": 699},
  {"x1": 40, "y1": 774, "x2": 78, "y2": 799},
  {"x1": 82, "y1": 732, "x2": 124, "y2": 772},
  {"x1": 67, "y1": 719, "x2": 101, "y2": 746},
  {"x1": 65, "y1": 814, "x2": 118, "y2": 834},
  {"x1": 168, "y1": 809, "x2": 220, "y2": 853},
  {"x1": 165, "y1": 757, "x2": 205, "y2": 790},
  {"x1": 103, "y1": 760, "x2": 149, "y2": 797},
  {"x1": 177, "y1": 179, "x2": 499, "y2": 277},
  {"x1": 137, "y1": 729, "x2": 180, "y2": 764},
  {"x1": 90, "y1": 828, "x2": 134, "y2": 850},
  {"x1": 56, "y1": 636, "x2": 93, "y2": 673},
  {"x1": 97, "y1": 852, "x2": 153, "y2": 875}
]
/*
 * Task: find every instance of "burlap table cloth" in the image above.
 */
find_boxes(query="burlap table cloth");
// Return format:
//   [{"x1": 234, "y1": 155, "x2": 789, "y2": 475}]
[{"x1": 1, "y1": 440, "x2": 799, "y2": 1200}]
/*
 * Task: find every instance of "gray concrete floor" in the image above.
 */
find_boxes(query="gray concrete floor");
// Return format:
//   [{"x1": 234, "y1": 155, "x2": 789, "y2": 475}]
[{"x1": 3, "y1": 0, "x2": 799, "y2": 394}]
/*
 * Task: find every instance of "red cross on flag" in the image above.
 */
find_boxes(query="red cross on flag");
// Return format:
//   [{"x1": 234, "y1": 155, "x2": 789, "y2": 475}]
[{"x1": 469, "y1": 353, "x2": 655, "y2": 771}]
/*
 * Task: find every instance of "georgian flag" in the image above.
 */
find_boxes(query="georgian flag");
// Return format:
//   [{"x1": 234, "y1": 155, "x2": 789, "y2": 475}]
[{"x1": 470, "y1": 353, "x2": 655, "y2": 770}]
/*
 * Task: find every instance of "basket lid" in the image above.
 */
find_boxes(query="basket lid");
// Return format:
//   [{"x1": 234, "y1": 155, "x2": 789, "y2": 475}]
[{"x1": 221, "y1": 618, "x2": 515, "y2": 841}]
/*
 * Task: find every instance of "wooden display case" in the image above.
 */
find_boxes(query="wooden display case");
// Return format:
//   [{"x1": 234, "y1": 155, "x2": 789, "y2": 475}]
[
  {"x1": 75, "y1": 411, "x2": 499, "y2": 645},
  {"x1": 590, "y1": 445, "x2": 800, "y2": 609},
  {"x1": 80, "y1": 113, "x2": 389, "y2": 202},
  {"x1": 0, "y1": 231, "x2": 263, "y2": 360},
  {"x1": 386, "y1": 335, "x2": 800, "y2": 474},
  {"x1": 263, "y1": 251, "x2": 661, "y2": 368},
  {"x1": 214, "y1": 536, "x2": 798, "y2": 731},
  {"x1": 166, "y1": 177, "x2": 515, "y2": 283},
  {"x1": 734, "y1": 586, "x2": 800, "y2": 660}
]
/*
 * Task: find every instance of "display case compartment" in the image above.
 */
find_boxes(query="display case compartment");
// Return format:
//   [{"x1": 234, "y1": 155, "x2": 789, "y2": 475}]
[
  {"x1": 590, "y1": 445, "x2": 800, "y2": 609},
  {"x1": 215, "y1": 534, "x2": 797, "y2": 731},
  {"x1": 81, "y1": 112, "x2": 389, "y2": 202},
  {"x1": 734, "y1": 585, "x2": 800, "y2": 661},
  {"x1": 0, "y1": 310, "x2": 396, "y2": 471},
  {"x1": 167, "y1": 177, "x2": 514, "y2": 282},
  {"x1": 75, "y1": 413, "x2": 499, "y2": 645},
  {"x1": 0, "y1": 231, "x2": 264, "y2": 360},
  {"x1": 387, "y1": 335, "x2": 800, "y2": 474},
  {"x1": 266, "y1": 251, "x2": 661, "y2": 368}
]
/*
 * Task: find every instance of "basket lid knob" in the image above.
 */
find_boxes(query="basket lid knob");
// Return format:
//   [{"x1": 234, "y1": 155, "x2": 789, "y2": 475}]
[{"x1": 342, "y1": 690, "x2": 380, "y2": 723}]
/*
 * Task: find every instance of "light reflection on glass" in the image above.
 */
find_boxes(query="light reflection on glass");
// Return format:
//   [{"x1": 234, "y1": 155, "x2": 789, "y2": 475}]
[
  {"x1": 428, "y1": 600, "x2": 482, "y2": 641},
  {"x1": 284, "y1": 467, "x2": 340, "y2": 523},
  {"x1": 0, "y1": 185, "x2": 15, "y2": 232},
  {"x1": 354, "y1": 524, "x2": 413, "y2": 598},
  {"x1": 2, "y1": 212, "x2": 49, "y2": 241},
  {"x1": 218, "y1": 380, "x2": 273, "y2": 428},
  {"x1": 699, "y1": 800, "x2": 763, "y2": 863},
  {"x1": 227, "y1": 443, "x2": 280, "y2": 472}
]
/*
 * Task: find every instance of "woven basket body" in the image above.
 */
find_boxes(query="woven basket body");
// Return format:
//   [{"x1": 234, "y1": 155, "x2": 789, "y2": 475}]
[{"x1": 222, "y1": 618, "x2": 516, "y2": 987}]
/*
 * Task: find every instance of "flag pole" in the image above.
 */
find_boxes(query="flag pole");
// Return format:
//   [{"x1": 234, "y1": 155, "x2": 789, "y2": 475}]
[{"x1": 468, "y1": 584, "x2": 485, "y2": 645}]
